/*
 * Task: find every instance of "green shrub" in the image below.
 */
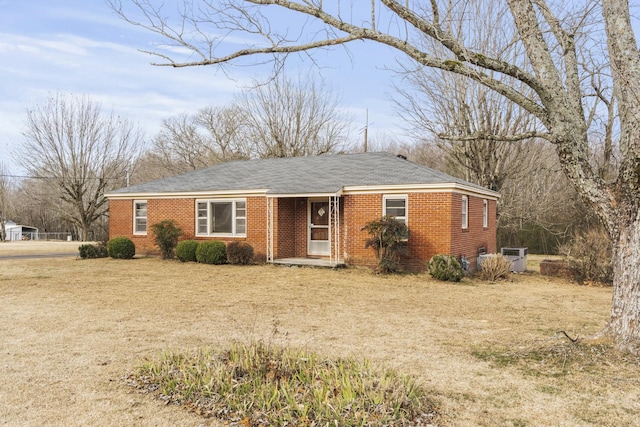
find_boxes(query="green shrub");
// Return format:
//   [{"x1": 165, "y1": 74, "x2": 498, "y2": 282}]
[
  {"x1": 196, "y1": 240, "x2": 227, "y2": 265},
  {"x1": 107, "y1": 236, "x2": 136, "y2": 259},
  {"x1": 151, "y1": 220, "x2": 183, "y2": 259},
  {"x1": 78, "y1": 243, "x2": 108, "y2": 259},
  {"x1": 362, "y1": 216, "x2": 409, "y2": 274},
  {"x1": 479, "y1": 254, "x2": 512, "y2": 281},
  {"x1": 226, "y1": 241, "x2": 254, "y2": 265},
  {"x1": 175, "y1": 240, "x2": 199, "y2": 262},
  {"x1": 428, "y1": 254, "x2": 464, "y2": 282},
  {"x1": 560, "y1": 228, "x2": 613, "y2": 285}
]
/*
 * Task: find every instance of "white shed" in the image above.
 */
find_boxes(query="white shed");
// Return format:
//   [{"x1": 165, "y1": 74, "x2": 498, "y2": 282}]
[{"x1": 3, "y1": 221, "x2": 39, "y2": 241}]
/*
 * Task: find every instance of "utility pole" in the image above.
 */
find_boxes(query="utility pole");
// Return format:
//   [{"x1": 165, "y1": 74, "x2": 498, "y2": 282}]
[{"x1": 363, "y1": 109, "x2": 368, "y2": 153}]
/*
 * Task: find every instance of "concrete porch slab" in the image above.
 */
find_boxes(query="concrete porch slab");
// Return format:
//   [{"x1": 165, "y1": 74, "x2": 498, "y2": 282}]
[{"x1": 272, "y1": 257, "x2": 346, "y2": 268}]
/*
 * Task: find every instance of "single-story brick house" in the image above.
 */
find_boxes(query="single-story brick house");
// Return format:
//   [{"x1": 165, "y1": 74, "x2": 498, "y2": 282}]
[{"x1": 105, "y1": 152, "x2": 499, "y2": 271}]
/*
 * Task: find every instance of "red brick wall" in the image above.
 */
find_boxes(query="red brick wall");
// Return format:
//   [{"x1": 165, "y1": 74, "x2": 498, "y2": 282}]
[
  {"x1": 342, "y1": 193, "x2": 381, "y2": 268},
  {"x1": 109, "y1": 196, "x2": 267, "y2": 257},
  {"x1": 275, "y1": 198, "x2": 296, "y2": 258},
  {"x1": 108, "y1": 191, "x2": 497, "y2": 270},
  {"x1": 108, "y1": 199, "x2": 134, "y2": 241},
  {"x1": 340, "y1": 192, "x2": 496, "y2": 271},
  {"x1": 246, "y1": 197, "x2": 267, "y2": 261},
  {"x1": 450, "y1": 194, "x2": 497, "y2": 270},
  {"x1": 402, "y1": 193, "x2": 454, "y2": 270},
  {"x1": 293, "y1": 198, "x2": 308, "y2": 258}
]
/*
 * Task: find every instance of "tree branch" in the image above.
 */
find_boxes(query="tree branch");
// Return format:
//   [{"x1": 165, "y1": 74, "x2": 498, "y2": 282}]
[{"x1": 436, "y1": 131, "x2": 546, "y2": 143}]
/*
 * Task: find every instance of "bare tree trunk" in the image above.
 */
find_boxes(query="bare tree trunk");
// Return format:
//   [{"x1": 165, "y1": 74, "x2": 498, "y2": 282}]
[
  {"x1": 607, "y1": 216, "x2": 640, "y2": 353},
  {"x1": 600, "y1": 0, "x2": 640, "y2": 352}
]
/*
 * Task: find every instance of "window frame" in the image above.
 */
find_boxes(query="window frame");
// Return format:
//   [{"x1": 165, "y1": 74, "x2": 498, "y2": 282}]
[
  {"x1": 461, "y1": 195, "x2": 469, "y2": 230},
  {"x1": 382, "y1": 194, "x2": 408, "y2": 226},
  {"x1": 483, "y1": 199, "x2": 488, "y2": 228},
  {"x1": 133, "y1": 200, "x2": 147, "y2": 235},
  {"x1": 196, "y1": 198, "x2": 247, "y2": 237}
]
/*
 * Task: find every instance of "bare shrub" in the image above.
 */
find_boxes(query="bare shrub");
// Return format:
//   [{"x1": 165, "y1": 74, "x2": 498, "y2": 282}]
[
  {"x1": 560, "y1": 228, "x2": 613, "y2": 286},
  {"x1": 479, "y1": 254, "x2": 512, "y2": 281}
]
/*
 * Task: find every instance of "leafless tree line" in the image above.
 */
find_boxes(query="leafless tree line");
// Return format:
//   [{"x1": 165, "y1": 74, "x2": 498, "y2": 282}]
[
  {"x1": 5, "y1": 68, "x2": 609, "y2": 252},
  {"x1": 133, "y1": 75, "x2": 352, "y2": 183}
]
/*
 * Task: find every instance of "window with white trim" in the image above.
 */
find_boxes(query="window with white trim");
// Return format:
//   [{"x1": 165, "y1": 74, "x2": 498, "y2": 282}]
[
  {"x1": 483, "y1": 199, "x2": 488, "y2": 228},
  {"x1": 383, "y1": 195, "x2": 408, "y2": 225},
  {"x1": 461, "y1": 195, "x2": 468, "y2": 229},
  {"x1": 196, "y1": 199, "x2": 246, "y2": 237},
  {"x1": 133, "y1": 200, "x2": 147, "y2": 234}
]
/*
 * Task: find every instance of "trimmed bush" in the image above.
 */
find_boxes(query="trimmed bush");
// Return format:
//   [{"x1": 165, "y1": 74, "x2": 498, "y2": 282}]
[
  {"x1": 428, "y1": 254, "x2": 464, "y2": 282},
  {"x1": 107, "y1": 236, "x2": 136, "y2": 259},
  {"x1": 227, "y1": 241, "x2": 254, "y2": 265},
  {"x1": 196, "y1": 240, "x2": 227, "y2": 265},
  {"x1": 479, "y1": 254, "x2": 512, "y2": 281},
  {"x1": 78, "y1": 243, "x2": 108, "y2": 259},
  {"x1": 175, "y1": 240, "x2": 199, "y2": 262},
  {"x1": 151, "y1": 220, "x2": 183, "y2": 259}
]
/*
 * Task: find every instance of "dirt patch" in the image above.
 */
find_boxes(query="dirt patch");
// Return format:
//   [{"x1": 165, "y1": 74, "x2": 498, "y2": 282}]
[{"x1": 0, "y1": 254, "x2": 636, "y2": 426}]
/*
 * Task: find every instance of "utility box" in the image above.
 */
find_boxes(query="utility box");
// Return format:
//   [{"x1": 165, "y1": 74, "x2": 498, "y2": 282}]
[
  {"x1": 500, "y1": 247, "x2": 528, "y2": 272},
  {"x1": 477, "y1": 253, "x2": 491, "y2": 270}
]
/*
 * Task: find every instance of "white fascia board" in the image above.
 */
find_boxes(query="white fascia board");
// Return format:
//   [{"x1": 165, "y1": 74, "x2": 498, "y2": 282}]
[
  {"x1": 342, "y1": 183, "x2": 500, "y2": 199},
  {"x1": 105, "y1": 188, "x2": 269, "y2": 200}
]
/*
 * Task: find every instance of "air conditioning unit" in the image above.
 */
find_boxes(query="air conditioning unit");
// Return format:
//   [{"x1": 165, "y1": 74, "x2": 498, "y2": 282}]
[
  {"x1": 477, "y1": 253, "x2": 491, "y2": 270},
  {"x1": 500, "y1": 247, "x2": 528, "y2": 272}
]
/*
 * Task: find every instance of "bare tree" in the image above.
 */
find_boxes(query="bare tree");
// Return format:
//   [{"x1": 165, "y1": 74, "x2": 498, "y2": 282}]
[
  {"x1": 136, "y1": 75, "x2": 350, "y2": 182},
  {"x1": 145, "y1": 105, "x2": 251, "y2": 178},
  {"x1": 395, "y1": 66, "x2": 541, "y2": 192},
  {"x1": 391, "y1": 2, "x2": 605, "y2": 256},
  {"x1": 16, "y1": 93, "x2": 144, "y2": 241},
  {"x1": 196, "y1": 105, "x2": 253, "y2": 160},
  {"x1": 149, "y1": 113, "x2": 212, "y2": 175},
  {"x1": 238, "y1": 75, "x2": 352, "y2": 158},
  {"x1": 393, "y1": 1, "x2": 540, "y2": 193},
  {"x1": 497, "y1": 143, "x2": 590, "y2": 251},
  {"x1": 0, "y1": 163, "x2": 14, "y2": 241},
  {"x1": 111, "y1": 0, "x2": 640, "y2": 353}
]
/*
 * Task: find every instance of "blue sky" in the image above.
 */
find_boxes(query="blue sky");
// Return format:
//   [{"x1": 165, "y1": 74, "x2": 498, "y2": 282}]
[{"x1": 0, "y1": 0, "x2": 403, "y2": 176}]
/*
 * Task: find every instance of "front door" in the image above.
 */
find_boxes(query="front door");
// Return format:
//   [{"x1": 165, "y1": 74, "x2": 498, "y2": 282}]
[{"x1": 308, "y1": 199, "x2": 330, "y2": 256}]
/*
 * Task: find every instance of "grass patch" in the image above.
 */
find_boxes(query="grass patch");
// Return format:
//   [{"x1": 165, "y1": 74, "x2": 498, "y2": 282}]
[{"x1": 125, "y1": 341, "x2": 439, "y2": 426}]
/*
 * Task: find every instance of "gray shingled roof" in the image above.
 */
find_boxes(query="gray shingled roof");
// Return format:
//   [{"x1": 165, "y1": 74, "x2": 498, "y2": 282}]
[{"x1": 107, "y1": 152, "x2": 496, "y2": 196}]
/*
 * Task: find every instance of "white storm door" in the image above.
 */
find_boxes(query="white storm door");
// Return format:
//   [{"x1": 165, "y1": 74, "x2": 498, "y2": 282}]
[{"x1": 308, "y1": 199, "x2": 330, "y2": 256}]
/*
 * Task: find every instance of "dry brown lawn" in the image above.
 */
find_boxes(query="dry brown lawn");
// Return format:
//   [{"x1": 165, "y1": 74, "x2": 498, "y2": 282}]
[{"x1": 1, "y1": 242, "x2": 638, "y2": 426}]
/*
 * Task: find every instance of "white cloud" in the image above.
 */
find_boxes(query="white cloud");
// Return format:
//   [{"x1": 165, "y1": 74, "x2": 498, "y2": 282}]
[{"x1": 0, "y1": 29, "x2": 257, "y2": 172}]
